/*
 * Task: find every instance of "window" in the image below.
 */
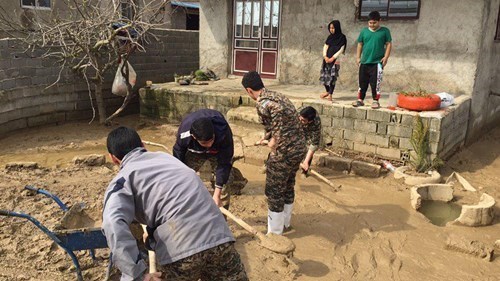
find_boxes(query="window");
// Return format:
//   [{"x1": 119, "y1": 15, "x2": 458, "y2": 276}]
[
  {"x1": 21, "y1": 0, "x2": 51, "y2": 10},
  {"x1": 358, "y1": 0, "x2": 420, "y2": 20},
  {"x1": 495, "y1": 6, "x2": 500, "y2": 41}
]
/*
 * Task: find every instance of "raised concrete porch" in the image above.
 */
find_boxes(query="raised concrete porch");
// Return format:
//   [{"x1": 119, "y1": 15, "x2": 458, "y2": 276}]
[{"x1": 139, "y1": 78, "x2": 471, "y2": 162}]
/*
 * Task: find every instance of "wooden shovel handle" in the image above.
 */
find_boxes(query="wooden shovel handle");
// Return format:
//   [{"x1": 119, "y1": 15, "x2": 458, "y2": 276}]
[
  {"x1": 219, "y1": 207, "x2": 260, "y2": 237},
  {"x1": 309, "y1": 169, "x2": 338, "y2": 189},
  {"x1": 141, "y1": 224, "x2": 157, "y2": 273}
]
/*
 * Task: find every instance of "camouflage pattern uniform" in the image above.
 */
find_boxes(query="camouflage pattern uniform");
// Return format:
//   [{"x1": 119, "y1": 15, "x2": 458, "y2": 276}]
[
  {"x1": 298, "y1": 106, "x2": 322, "y2": 166},
  {"x1": 184, "y1": 153, "x2": 248, "y2": 207},
  {"x1": 159, "y1": 242, "x2": 248, "y2": 281},
  {"x1": 257, "y1": 89, "x2": 307, "y2": 212}
]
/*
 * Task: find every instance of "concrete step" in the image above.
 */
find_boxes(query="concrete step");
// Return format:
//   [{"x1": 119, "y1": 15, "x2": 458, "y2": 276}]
[{"x1": 227, "y1": 106, "x2": 261, "y2": 125}]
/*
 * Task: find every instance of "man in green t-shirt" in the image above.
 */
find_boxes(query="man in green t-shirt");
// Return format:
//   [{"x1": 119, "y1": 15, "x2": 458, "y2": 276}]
[{"x1": 353, "y1": 11, "x2": 392, "y2": 109}]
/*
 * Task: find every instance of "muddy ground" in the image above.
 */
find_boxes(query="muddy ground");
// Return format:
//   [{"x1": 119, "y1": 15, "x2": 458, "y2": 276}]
[{"x1": 0, "y1": 115, "x2": 499, "y2": 281}]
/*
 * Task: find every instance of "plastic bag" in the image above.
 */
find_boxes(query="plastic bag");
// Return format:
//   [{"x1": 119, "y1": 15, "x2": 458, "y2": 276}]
[
  {"x1": 436, "y1": 92, "x2": 454, "y2": 108},
  {"x1": 112, "y1": 61, "x2": 137, "y2": 96}
]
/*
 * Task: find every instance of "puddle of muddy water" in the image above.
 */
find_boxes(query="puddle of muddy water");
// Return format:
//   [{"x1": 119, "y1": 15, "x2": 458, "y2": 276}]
[{"x1": 419, "y1": 200, "x2": 462, "y2": 226}]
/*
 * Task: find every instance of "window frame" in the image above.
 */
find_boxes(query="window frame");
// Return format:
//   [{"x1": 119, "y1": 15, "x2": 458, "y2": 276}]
[
  {"x1": 21, "y1": 0, "x2": 51, "y2": 10},
  {"x1": 358, "y1": 0, "x2": 421, "y2": 21},
  {"x1": 495, "y1": 6, "x2": 500, "y2": 42}
]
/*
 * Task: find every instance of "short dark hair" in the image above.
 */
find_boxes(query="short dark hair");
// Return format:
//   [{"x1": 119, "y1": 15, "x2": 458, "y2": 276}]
[
  {"x1": 300, "y1": 106, "x2": 317, "y2": 121},
  {"x1": 368, "y1": 11, "x2": 381, "y2": 21},
  {"x1": 191, "y1": 118, "x2": 214, "y2": 141},
  {"x1": 241, "y1": 71, "x2": 265, "y2": 91},
  {"x1": 107, "y1": 126, "x2": 143, "y2": 160}
]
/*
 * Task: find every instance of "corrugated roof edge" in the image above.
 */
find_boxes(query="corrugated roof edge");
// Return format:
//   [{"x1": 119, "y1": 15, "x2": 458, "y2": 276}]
[{"x1": 171, "y1": 1, "x2": 200, "y2": 9}]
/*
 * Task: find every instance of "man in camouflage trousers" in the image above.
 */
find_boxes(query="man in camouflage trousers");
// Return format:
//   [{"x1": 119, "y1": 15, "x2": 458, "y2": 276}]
[
  {"x1": 242, "y1": 71, "x2": 306, "y2": 235},
  {"x1": 298, "y1": 106, "x2": 322, "y2": 173}
]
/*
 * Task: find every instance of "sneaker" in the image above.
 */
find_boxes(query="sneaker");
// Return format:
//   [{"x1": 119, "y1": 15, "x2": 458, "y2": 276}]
[
  {"x1": 371, "y1": 100, "x2": 380, "y2": 109},
  {"x1": 352, "y1": 100, "x2": 364, "y2": 107}
]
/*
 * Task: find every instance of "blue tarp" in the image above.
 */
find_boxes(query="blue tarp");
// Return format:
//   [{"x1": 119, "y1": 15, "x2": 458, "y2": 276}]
[{"x1": 171, "y1": 1, "x2": 200, "y2": 9}]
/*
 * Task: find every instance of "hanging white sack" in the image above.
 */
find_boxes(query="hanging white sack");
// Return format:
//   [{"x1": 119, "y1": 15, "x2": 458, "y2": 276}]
[{"x1": 112, "y1": 61, "x2": 137, "y2": 96}]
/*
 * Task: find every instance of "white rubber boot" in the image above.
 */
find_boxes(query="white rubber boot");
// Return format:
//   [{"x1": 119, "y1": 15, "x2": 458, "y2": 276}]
[
  {"x1": 267, "y1": 209, "x2": 284, "y2": 235},
  {"x1": 283, "y1": 203, "x2": 293, "y2": 229}
]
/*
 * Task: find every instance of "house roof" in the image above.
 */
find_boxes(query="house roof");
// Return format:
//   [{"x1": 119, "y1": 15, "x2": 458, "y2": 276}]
[{"x1": 171, "y1": 1, "x2": 200, "y2": 9}]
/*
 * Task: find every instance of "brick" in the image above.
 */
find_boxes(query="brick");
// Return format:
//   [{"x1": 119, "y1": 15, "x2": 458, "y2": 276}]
[
  {"x1": 376, "y1": 147, "x2": 401, "y2": 159},
  {"x1": 321, "y1": 155, "x2": 352, "y2": 171},
  {"x1": 344, "y1": 107, "x2": 366, "y2": 119},
  {"x1": 323, "y1": 104, "x2": 343, "y2": 117},
  {"x1": 354, "y1": 120, "x2": 377, "y2": 133},
  {"x1": 377, "y1": 123, "x2": 388, "y2": 134},
  {"x1": 387, "y1": 124, "x2": 413, "y2": 138},
  {"x1": 367, "y1": 109, "x2": 391, "y2": 122},
  {"x1": 332, "y1": 117, "x2": 354, "y2": 129},
  {"x1": 353, "y1": 143, "x2": 376, "y2": 154},
  {"x1": 344, "y1": 130, "x2": 366, "y2": 142},
  {"x1": 351, "y1": 160, "x2": 381, "y2": 178},
  {"x1": 319, "y1": 115, "x2": 332, "y2": 127},
  {"x1": 365, "y1": 134, "x2": 389, "y2": 147}
]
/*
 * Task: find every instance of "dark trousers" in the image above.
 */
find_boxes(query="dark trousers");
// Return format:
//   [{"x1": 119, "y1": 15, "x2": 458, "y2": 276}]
[
  {"x1": 358, "y1": 63, "x2": 383, "y2": 101},
  {"x1": 324, "y1": 83, "x2": 336, "y2": 95}
]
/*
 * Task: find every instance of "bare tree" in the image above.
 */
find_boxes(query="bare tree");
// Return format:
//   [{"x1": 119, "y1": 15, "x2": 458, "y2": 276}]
[{"x1": 0, "y1": 0, "x2": 170, "y2": 124}]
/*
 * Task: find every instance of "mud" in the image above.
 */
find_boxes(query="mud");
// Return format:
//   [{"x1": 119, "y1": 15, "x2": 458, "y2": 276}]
[{"x1": 0, "y1": 115, "x2": 499, "y2": 281}]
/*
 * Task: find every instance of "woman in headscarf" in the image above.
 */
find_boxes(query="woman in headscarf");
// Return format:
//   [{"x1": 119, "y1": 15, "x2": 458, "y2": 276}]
[{"x1": 320, "y1": 20, "x2": 347, "y2": 102}]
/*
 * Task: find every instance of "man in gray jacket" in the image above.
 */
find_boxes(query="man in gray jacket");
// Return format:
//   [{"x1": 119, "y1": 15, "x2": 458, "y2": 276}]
[{"x1": 102, "y1": 126, "x2": 248, "y2": 281}]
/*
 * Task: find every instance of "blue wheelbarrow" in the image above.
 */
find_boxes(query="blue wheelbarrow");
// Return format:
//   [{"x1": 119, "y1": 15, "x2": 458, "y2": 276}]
[{"x1": 0, "y1": 185, "x2": 111, "y2": 281}]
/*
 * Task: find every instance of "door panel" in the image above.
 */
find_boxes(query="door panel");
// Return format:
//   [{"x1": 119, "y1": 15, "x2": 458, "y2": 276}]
[{"x1": 233, "y1": 0, "x2": 280, "y2": 78}]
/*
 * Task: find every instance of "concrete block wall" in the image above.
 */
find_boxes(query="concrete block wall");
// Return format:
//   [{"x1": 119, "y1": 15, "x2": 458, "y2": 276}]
[
  {"x1": 140, "y1": 87, "x2": 471, "y2": 161},
  {"x1": 0, "y1": 29, "x2": 199, "y2": 136}
]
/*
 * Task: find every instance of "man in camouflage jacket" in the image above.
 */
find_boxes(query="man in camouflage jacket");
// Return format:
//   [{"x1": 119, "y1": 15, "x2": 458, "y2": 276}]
[
  {"x1": 298, "y1": 106, "x2": 322, "y2": 172},
  {"x1": 242, "y1": 71, "x2": 306, "y2": 235}
]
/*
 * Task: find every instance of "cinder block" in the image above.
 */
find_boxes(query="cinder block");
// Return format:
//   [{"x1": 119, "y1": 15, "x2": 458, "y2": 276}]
[
  {"x1": 0, "y1": 118, "x2": 27, "y2": 135},
  {"x1": 354, "y1": 120, "x2": 377, "y2": 133},
  {"x1": 399, "y1": 137, "x2": 413, "y2": 150},
  {"x1": 377, "y1": 123, "x2": 388, "y2": 134},
  {"x1": 319, "y1": 115, "x2": 332, "y2": 127},
  {"x1": 353, "y1": 142, "x2": 376, "y2": 154},
  {"x1": 389, "y1": 136, "x2": 399, "y2": 148},
  {"x1": 27, "y1": 115, "x2": 48, "y2": 127},
  {"x1": 390, "y1": 113, "x2": 401, "y2": 123},
  {"x1": 387, "y1": 124, "x2": 413, "y2": 138},
  {"x1": 367, "y1": 109, "x2": 391, "y2": 122},
  {"x1": 351, "y1": 160, "x2": 381, "y2": 178},
  {"x1": 323, "y1": 127, "x2": 343, "y2": 139},
  {"x1": 344, "y1": 107, "x2": 366, "y2": 119},
  {"x1": 323, "y1": 104, "x2": 343, "y2": 117},
  {"x1": 430, "y1": 118, "x2": 441, "y2": 131},
  {"x1": 365, "y1": 134, "x2": 389, "y2": 147},
  {"x1": 321, "y1": 155, "x2": 352, "y2": 171},
  {"x1": 332, "y1": 117, "x2": 354, "y2": 129},
  {"x1": 401, "y1": 114, "x2": 417, "y2": 126},
  {"x1": 376, "y1": 147, "x2": 401, "y2": 159},
  {"x1": 429, "y1": 130, "x2": 440, "y2": 143},
  {"x1": 344, "y1": 130, "x2": 366, "y2": 143}
]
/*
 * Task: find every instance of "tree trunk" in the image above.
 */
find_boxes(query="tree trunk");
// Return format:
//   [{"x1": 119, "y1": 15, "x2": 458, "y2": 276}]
[{"x1": 94, "y1": 81, "x2": 107, "y2": 124}]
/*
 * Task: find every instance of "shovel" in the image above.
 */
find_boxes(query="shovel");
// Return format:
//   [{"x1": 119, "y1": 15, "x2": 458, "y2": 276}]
[{"x1": 219, "y1": 207, "x2": 295, "y2": 255}]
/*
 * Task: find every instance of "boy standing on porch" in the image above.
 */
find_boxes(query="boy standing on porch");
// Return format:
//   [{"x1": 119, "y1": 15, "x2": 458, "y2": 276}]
[{"x1": 353, "y1": 10, "x2": 392, "y2": 109}]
